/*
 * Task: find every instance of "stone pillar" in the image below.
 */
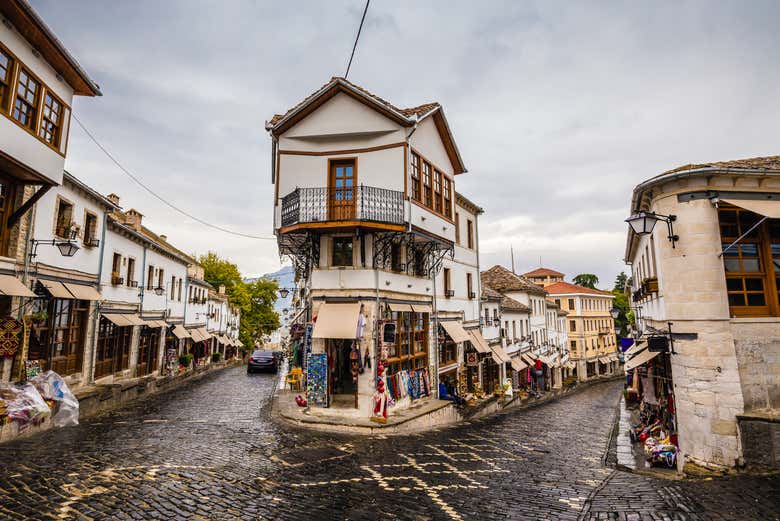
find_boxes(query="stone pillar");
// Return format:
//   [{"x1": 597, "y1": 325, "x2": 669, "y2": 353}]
[{"x1": 128, "y1": 325, "x2": 141, "y2": 377}]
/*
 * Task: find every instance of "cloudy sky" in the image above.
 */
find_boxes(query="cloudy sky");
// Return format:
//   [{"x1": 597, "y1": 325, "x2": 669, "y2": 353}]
[{"x1": 33, "y1": 0, "x2": 780, "y2": 287}]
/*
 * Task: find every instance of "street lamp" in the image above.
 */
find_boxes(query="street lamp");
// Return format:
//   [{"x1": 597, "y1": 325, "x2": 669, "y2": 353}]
[
  {"x1": 30, "y1": 238, "x2": 80, "y2": 260},
  {"x1": 625, "y1": 211, "x2": 679, "y2": 248},
  {"x1": 278, "y1": 288, "x2": 290, "y2": 299}
]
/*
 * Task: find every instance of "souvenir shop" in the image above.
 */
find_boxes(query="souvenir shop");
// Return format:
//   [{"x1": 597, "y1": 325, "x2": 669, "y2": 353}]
[
  {"x1": 623, "y1": 343, "x2": 679, "y2": 469},
  {"x1": 94, "y1": 314, "x2": 134, "y2": 379}
]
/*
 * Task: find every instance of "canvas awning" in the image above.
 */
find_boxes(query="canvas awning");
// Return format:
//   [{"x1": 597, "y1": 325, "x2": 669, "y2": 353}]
[
  {"x1": 218, "y1": 335, "x2": 230, "y2": 344},
  {"x1": 198, "y1": 328, "x2": 212, "y2": 340},
  {"x1": 188, "y1": 328, "x2": 205, "y2": 342},
  {"x1": 388, "y1": 302, "x2": 413, "y2": 312},
  {"x1": 623, "y1": 341, "x2": 645, "y2": 357},
  {"x1": 0, "y1": 275, "x2": 36, "y2": 297},
  {"x1": 123, "y1": 314, "x2": 147, "y2": 327},
  {"x1": 143, "y1": 319, "x2": 168, "y2": 328},
  {"x1": 411, "y1": 303, "x2": 432, "y2": 314},
  {"x1": 312, "y1": 302, "x2": 361, "y2": 339},
  {"x1": 63, "y1": 282, "x2": 103, "y2": 301},
  {"x1": 721, "y1": 199, "x2": 780, "y2": 219},
  {"x1": 511, "y1": 358, "x2": 529, "y2": 371},
  {"x1": 441, "y1": 320, "x2": 471, "y2": 344},
  {"x1": 102, "y1": 313, "x2": 134, "y2": 326},
  {"x1": 598, "y1": 356, "x2": 611, "y2": 364},
  {"x1": 565, "y1": 361, "x2": 576, "y2": 370},
  {"x1": 40, "y1": 280, "x2": 74, "y2": 299},
  {"x1": 467, "y1": 329, "x2": 491, "y2": 353},
  {"x1": 624, "y1": 349, "x2": 661, "y2": 371},
  {"x1": 172, "y1": 324, "x2": 190, "y2": 339},
  {"x1": 489, "y1": 344, "x2": 512, "y2": 364},
  {"x1": 538, "y1": 354, "x2": 555, "y2": 366}
]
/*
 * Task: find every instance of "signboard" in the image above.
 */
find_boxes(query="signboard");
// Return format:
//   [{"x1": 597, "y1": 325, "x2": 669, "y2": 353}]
[
  {"x1": 466, "y1": 352, "x2": 479, "y2": 366},
  {"x1": 647, "y1": 336, "x2": 669, "y2": 352}
]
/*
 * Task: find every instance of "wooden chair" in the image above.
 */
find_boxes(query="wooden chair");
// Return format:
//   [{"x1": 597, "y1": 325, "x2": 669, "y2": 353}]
[{"x1": 286, "y1": 367, "x2": 303, "y2": 391}]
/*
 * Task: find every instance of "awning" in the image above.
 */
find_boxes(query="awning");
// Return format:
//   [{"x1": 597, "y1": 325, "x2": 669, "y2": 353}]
[
  {"x1": 198, "y1": 328, "x2": 212, "y2": 340},
  {"x1": 467, "y1": 329, "x2": 491, "y2": 353},
  {"x1": 521, "y1": 353, "x2": 536, "y2": 366},
  {"x1": 440, "y1": 320, "x2": 471, "y2": 343},
  {"x1": 388, "y1": 302, "x2": 413, "y2": 312},
  {"x1": 609, "y1": 353, "x2": 620, "y2": 362},
  {"x1": 188, "y1": 328, "x2": 204, "y2": 342},
  {"x1": 598, "y1": 356, "x2": 611, "y2": 364},
  {"x1": 218, "y1": 335, "x2": 230, "y2": 344},
  {"x1": 40, "y1": 280, "x2": 74, "y2": 299},
  {"x1": 63, "y1": 282, "x2": 103, "y2": 301},
  {"x1": 235, "y1": 339, "x2": 244, "y2": 347},
  {"x1": 489, "y1": 344, "x2": 512, "y2": 364},
  {"x1": 172, "y1": 324, "x2": 190, "y2": 339},
  {"x1": 721, "y1": 198, "x2": 780, "y2": 219},
  {"x1": 538, "y1": 355, "x2": 555, "y2": 366},
  {"x1": 102, "y1": 313, "x2": 134, "y2": 327},
  {"x1": 312, "y1": 302, "x2": 361, "y2": 339},
  {"x1": 143, "y1": 319, "x2": 168, "y2": 328},
  {"x1": 0, "y1": 275, "x2": 36, "y2": 297},
  {"x1": 624, "y1": 349, "x2": 661, "y2": 371},
  {"x1": 411, "y1": 303, "x2": 432, "y2": 314},
  {"x1": 123, "y1": 314, "x2": 147, "y2": 327},
  {"x1": 623, "y1": 341, "x2": 645, "y2": 357},
  {"x1": 511, "y1": 358, "x2": 528, "y2": 371},
  {"x1": 565, "y1": 361, "x2": 576, "y2": 370}
]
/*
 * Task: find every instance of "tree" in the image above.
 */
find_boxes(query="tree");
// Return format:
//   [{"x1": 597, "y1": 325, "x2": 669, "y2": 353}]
[
  {"x1": 611, "y1": 289, "x2": 632, "y2": 337},
  {"x1": 573, "y1": 273, "x2": 599, "y2": 289},
  {"x1": 614, "y1": 272, "x2": 628, "y2": 292},
  {"x1": 198, "y1": 252, "x2": 279, "y2": 349}
]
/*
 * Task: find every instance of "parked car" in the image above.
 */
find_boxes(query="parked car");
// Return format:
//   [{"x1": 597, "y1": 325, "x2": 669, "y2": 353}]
[{"x1": 247, "y1": 350, "x2": 278, "y2": 374}]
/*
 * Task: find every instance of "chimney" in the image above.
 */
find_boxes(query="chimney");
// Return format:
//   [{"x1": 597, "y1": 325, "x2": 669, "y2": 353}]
[
  {"x1": 107, "y1": 193, "x2": 120, "y2": 206},
  {"x1": 218, "y1": 284, "x2": 226, "y2": 295},
  {"x1": 125, "y1": 209, "x2": 143, "y2": 232},
  {"x1": 159, "y1": 234, "x2": 167, "y2": 242}
]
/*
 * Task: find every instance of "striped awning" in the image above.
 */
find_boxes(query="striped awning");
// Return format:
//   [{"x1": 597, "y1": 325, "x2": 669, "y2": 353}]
[
  {"x1": 510, "y1": 358, "x2": 528, "y2": 371},
  {"x1": 172, "y1": 324, "x2": 190, "y2": 339}
]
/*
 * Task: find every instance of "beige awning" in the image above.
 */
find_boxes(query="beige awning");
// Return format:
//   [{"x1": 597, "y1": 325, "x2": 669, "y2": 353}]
[
  {"x1": 102, "y1": 313, "x2": 133, "y2": 327},
  {"x1": 188, "y1": 328, "x2": 206, "y2": 342},
  {"x1": 441, "y1": 320, "x2": 471, "y2": 344},
  {"x1": 411, "y1": 303, "x2": 432, "y2": 314},
  {"x1": 537, "y1": 354, "x2": 555, "y2": 366},
  {"x1": 521, "y1": 353, "x2": 537, "y2": 366},
  {"x1": 172, "y1": 324, "x2": 190, "y2": 339},
  {"x1": 235, "y1": 339, "x2": 244, "y2": 347},
  {"x1": 511, "y1": 358, "x2": 528, "y2": 371},
  {"x1": 41, "y1": 280, "x2": 74, "y2": 299},
  {"x1": 143, "y1": 319, "x2": 168, "y2": 328},
  {"x1": 123, "y1": 314, "x2": 147, "y2": 327},
  {"x1": 63, "y1": 283, "x2": 103, "y2": 301},
  {"x1": 312, "y1": 302, "x2": 361, "y2": 339},
  {"x1": 468, "y1": 329, "x2": 491, "y2": 353},
  {"x1": 218, "y1": 335, "x2": 230, "y2": 344},
  {"x1": 624, "y1": 349, "x2": 661, "y2": 371},
  {"x1": 0, "y1": 275, "x2": 36, "y2": 297},
  {"x1": 388, "y1": 302, "x2": 413, "y2": 312},
  {"x1": 721, "y1": 198, "x2": 780, "y2": 219},
  {"x1": 198, "y1": 328, "x2": 212, "y2": 340},
  {"x1": 489, "y1": 344, "x2": 512, "y2": 364},
  {"x1": 565, "y1": 361, "x2": 577, "y2": 370},
  {"x1": 598, "y1": 356, "x2": 611, "y2": 364},
  {"x1": 623, "y1": 341, "x2": 644, "y2": 357}
]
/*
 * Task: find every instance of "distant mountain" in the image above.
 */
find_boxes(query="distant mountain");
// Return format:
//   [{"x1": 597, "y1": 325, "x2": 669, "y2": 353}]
[{"x1": 247, "y1": 265, "x2": 295, "y2": 315}]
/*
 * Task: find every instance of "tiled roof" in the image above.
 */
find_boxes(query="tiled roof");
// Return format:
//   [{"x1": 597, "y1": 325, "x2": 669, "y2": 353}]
[
  {"x1": 523, "y1": 267, "x2": 564, "y2": 278},
  {"x1": 268, "y1": 76, "x2": 439, "y2": 127},
  {"x1": 662, "y1": 155, "x2": 780, "y2": 176},
  {"x1": 481, "y1": 285, "x2": 502, "y2": 300},
  {"x1": 481, "y1": 265, "x2": 547, "y2": 296},
  {"x1": 544, "y1": 281, "x2": 613, "y2": 297},
  {"x1": 501, "y1": 296, "x2": 531, "y2": 313}
]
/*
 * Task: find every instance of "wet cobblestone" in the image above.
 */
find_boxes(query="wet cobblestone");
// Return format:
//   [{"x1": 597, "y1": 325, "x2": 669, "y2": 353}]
[{"x1": 0, "y1": 365, "x2": 777, "y2": 520}]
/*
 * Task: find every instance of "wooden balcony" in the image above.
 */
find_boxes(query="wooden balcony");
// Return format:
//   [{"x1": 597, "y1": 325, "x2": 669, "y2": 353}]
[{"x1": 279, "y1": 185, "x2": 404, "y2": 233}]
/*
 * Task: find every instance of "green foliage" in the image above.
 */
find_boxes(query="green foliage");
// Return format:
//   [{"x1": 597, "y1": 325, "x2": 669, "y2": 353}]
[
  {"x1": 611, "y1": 288, "x2": 633, "y2": 336},
  {"x1": 178, "y1": 353, "x2": 193, "y2": 367},
  {"x1": 198, "y1": 252, "x2": 280, "y2": 350},
  {"x1": 573, "y1": 273, "x2": 599, "y2": 289},
  {"x1": 211, "y1": 352, "x2": 222, "y2": 363},
  {"x1": 613, "y1": 271, "x2": 628, "y2": 292}
]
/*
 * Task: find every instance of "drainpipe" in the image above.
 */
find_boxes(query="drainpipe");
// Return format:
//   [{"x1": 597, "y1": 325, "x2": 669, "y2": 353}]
[
  {"x1": 140, "y1": 246, "x2": 147, "y2": 313},
  {"x1": 431, "y1": 268, "x2": 439, "y2": 398}
]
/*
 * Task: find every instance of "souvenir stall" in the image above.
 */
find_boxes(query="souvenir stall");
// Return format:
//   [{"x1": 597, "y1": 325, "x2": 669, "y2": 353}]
[{"x1": 623, "y1": 346, "x2": 678, "y2": 469}]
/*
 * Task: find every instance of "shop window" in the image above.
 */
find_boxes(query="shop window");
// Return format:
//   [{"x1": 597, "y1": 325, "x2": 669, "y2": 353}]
[
  {"x1": 410, "y1": 152, "x2": 421, "y2": 202},
  {"x1": 94, "y1": 317, "x2": 132, "y2": 379},
  {"x1": 13, "y1": 68, "x2": 40, "y2": 130},
  {"x1": 83, "y1": 212, "x2": 98, "y2": 247},
  {"x1": 439, "y1": 325, "x2": 457, "y2": 367},
  {"x1": 385, "y1": 311, "x2": 428, "y2": 375},
  {"x1": 55, "y1": 198, "x2": 74, "y2": 238},
  {"x1": 27, "y1": 298, "x2": 87, "y2": 376},
  {"x1": 137, "y1": 326, "x2": 160, "y2": 376},
  {"x1": 332, "y1": 237, "x2": 353, "y2": 266}
]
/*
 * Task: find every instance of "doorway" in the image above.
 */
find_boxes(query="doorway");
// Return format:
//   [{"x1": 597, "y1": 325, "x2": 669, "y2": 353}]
[
  {"x1": 328, "y1": 159, "x2": 356, "y2": 221},
  {"x1": 328, "y1": 339, "x2": 357, "y2": 396}
]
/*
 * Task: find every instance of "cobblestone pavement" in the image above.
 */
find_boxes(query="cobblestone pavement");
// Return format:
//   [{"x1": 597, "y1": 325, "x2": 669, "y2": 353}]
[{"x1": 0, "y1": 365, "x2": 778, "y2": 520}]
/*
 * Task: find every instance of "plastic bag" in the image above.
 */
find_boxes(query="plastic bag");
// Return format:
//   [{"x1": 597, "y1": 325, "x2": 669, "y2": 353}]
[
  {"x1": 31, "y1": 371, "x2": 79, "y2": 427},
  {"x1": 1, "y1": 382, "x2": 51, "y2": 426}
]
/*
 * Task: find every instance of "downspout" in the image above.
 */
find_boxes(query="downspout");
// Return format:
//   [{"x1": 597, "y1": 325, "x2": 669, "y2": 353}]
[
  {"x1": 140, "y1": 246, "x2": 147, "y2": 313},
  {"x1": 90, "y1": 212, "x2": 109, "y2": 384},
  {"x1": 431, "y1": 267, "x2": 439, "y2": 398}
]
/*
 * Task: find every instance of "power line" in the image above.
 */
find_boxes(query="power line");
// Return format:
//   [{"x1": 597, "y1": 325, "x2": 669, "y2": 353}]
[
  {"x1": 344, "y1": 0, "x2": 370, "y2": 79},
  {"x1": 71, "y1": 114, "x2": 276, "y2": 240}
]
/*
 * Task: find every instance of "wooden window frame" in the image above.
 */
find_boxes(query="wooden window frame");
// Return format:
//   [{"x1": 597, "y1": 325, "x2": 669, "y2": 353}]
[
  {"x1": 332, "y1": 236, "x2": 354, "y2": 267},
  {"x1": 410, "y1": 152, "x2": 421, "y2": 202},
  {"x1": 443, "y1": 267, "x2": 451, "y2": 296},
  {"x1": 53, "y1": 195, "x2": 74, "y2": 239},
  {"x1": 467, "y1": 219, "x2": 474, "y2": 249},
  {"x1": 422, "y1": 161, "x2": 433, "y2": 208},
  {"x1": 83, "y1": 209, "x2": 98, "y2": 247},
  {"x1": 570, "y1": 320, "x2": 576, "y2": 332},
  {"x1": 126, "y1": 257, "x2": 136, "y2": 288},
  {"x1": 146, "y1": 265, "x2": 155, "y2": 290},
  {"x1": 12, "y1": 65, "x2": 41, "y2": 132},
  {"x1": 467, "y1": 272, "x2": 473, "y2": 299},
  {"x1": 454, "y1": 212, "x2": 460, "y2": 244},
  {"x1": 39, "y1": 88, "x2": 64, "y2": 147},
  {"x1": 27, "y1": 298, "x2": 87, "y2": 376},
  {"x1": 443, "y1": 178, "x2": 452, "y2": 219},
  {"x1": 433, "y1": 169, "x2": 443, "y2": 214},
  {"x1": 94, "y1": 317, "x2": 132, "y2": 379},
  {"x1": 384, "y1": 311, "x2": 429, "y2": 375},
  {"x1": 0, "y1": 46, "x2": 14, "y2": 113},
  {"x1": 111, "y1": 253, "x2": 122, "y2": 285}
]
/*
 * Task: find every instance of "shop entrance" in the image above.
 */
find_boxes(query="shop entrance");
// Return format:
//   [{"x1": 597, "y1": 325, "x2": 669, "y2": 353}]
[{"x1": 328, "y1": 339, "x2": 357, "y2": 396}]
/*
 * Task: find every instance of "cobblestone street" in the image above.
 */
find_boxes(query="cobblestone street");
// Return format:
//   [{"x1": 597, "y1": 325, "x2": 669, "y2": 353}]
[{"x1": 0, "y1": 365, "x2": 777, "y2": 520}]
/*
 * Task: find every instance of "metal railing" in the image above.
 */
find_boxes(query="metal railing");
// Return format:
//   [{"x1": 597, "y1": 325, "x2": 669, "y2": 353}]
[{"x1": 281, "y1": 185, "x2": 404, "y2": 228}]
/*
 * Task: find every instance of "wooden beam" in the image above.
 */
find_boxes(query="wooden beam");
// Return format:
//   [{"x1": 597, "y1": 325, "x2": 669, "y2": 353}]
[{"x1": 7, "y1": 184, "x2": 51, "y2": 228}]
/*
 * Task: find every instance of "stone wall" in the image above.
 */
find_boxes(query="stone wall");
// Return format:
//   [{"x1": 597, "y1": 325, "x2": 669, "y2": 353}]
[
  {"x1": 731, "y1": 320, "x2": 780, "y2": 412},
  {"x1": 738, "y1": 415, "x2": 780, "y2": 469}
]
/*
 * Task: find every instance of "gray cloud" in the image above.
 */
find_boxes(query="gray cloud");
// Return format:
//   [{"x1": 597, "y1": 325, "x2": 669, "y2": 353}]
[{"x1": 31, "y1": 0, "x2": 780, "y2": 284}]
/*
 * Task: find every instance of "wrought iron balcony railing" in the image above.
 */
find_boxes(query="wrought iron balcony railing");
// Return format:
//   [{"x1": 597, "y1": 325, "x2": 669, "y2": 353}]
[{"x1": 280, "y1": 185, "x2": 404, "y2": 228}]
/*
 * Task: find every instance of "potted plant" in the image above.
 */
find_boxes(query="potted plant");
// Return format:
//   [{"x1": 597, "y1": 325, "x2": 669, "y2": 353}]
[
  {"x1": 178, "y1": 353, "x2": 193, "y2": 370},
  {"x1": 30, "y1": 311, "x2": 48, "y2": 325}
]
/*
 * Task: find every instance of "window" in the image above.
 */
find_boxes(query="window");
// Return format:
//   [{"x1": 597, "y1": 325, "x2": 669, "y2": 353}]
[
  {"x1": 54, "y1": 198, "x2": 73, "y2": 238},
  {"x1": 484, "y1": 307, "x2": 490, "y2": 326},
  {"x1": 570, "y1": 320, "x2": 576, "y2": 332},
  {"x1": 443, "y1": 178, "x2": 452, "y2": 218},
  {"x1": 178, "y1": 279, "x2": 182, "y2": 301},
  {"x1": 568, "y1": 298, "x2": 575, "y2": 310},
  {"x1": 455, "y1": 212, "x2": 460, "y2": 244},
  {"x1": 439, "y1": 324, "x2": 457, "y2": 367},
  {"x1": 171, "y1": 275, "x2": 176, "y2": 299},
  {"x1": 570, "y1": 340, "x2": 577, "y2": 350},
  {"x1": 0, "y1": 49, "x2": 13, "y2": 112},
  {"x1": 467, "y1": 272, "x2": 473, "y2": 299},
  {"x1": 39, "y1": 91, "x2": 63, "y2": 146},
  {"x1": 434, "y1": 170, "x2": 443, "y2": 213},
  {"x1": 422, "y1": 162, "x2": 433, "y2": 207},
  {"x1": 443, "y1": 268, "x2": 451, "y2": 296},
  {"x1": 385, "y1": 311, "x2": 428, "y2": 375},
  {"x1": 332, "y1": 237, "x2": 353, "y2": 266},
  {"x1": 111, "y1": 253, "x2": 122, "y2": 285},
  {"x1": 27, "y1": 299, "x2": 87, "y2": 376},
  {"x1": 94, "y1": 316, "x2": 132, "y2": 379},
  {"x1": 126, "y1": 258, "x2": 136, "y2": 287},
  {"x1": 13, "y1": 68, "x2": 40, "y2": 130},
  {"x1": 411, "y1": 152, "x2": 421, "y2": 202},
  {"x1": 147, "y1": 266, "x2": 154, "y2": 290},
  {"x1": 391, "y1": 242, "x2": 403, "y2": 272},
  {"x1": 555, "y1": 299, "x2": 561, "y2": 307},
  {"x1": 467, "y1": 219, "x2": 474, "y2": 249},
  {"x1": 83, "y1": 212, "x2": 98, "y2": 247}
]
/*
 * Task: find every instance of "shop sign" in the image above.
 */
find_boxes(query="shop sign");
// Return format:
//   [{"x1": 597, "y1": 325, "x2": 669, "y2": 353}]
[
  {"x1": 466, "y1": 352, "x2": 478, "y2": 366},
  {"x1": 647, "y1": 336, "x2": 669, "y2": 352}
]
